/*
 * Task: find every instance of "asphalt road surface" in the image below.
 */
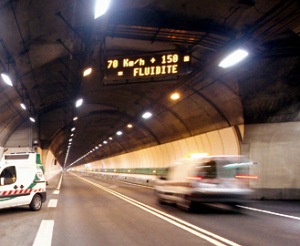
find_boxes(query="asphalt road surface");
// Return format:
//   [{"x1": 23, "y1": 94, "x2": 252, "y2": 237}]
[{"x1": 0, "y1": 172, "x2": 299, "y2": 246}]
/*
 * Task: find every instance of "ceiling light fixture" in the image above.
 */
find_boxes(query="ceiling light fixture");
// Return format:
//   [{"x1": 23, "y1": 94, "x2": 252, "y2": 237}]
[
  {"x1": 20, "y1": 103, "x2": 27, "y2": 110},
  {"x1": 73, "y1": 116, "x2": 78, "y2": 121},
  {"x1": 71, "y1": 127, "x2": 76, "y2": 132},
  {"x1": 75, "y1": 98, "x2": 83, "y2": 108},
  {"x1": 1, "y1": 73, "x2": 13, "y2": 86},
  {"x1": 116, "y1": 131, "x2": 123, "y2": 136},
  {"x1": 218, "y1": 49, "x2": 249, "y2": 68},
  {"x1": 94, "y1": 0, "x2": 110, "y2": 19},
  {"x1": 83, "y1": 67, "x2": 92, "y2": 77},
  {"x1": 29, "y1": 117, "x2": 35, "y2": 123},
  {"x1": 127, "y1": 124, "x2": 133, "y2": 128},
  {"x1": 142, "y1": 111, "x2": 152, "y2": 119},
  {"x1": 170, "y1": 92, "x2": 180, "y2": 101}
]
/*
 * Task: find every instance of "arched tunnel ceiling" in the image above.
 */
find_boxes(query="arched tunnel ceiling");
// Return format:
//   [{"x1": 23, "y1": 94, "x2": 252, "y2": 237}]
[{"x1": 0, "y1": 0, "x2": 299, "y2": 167}]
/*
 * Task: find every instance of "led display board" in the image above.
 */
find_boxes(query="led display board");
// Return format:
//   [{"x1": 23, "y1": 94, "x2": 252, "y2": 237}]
[{"x1": 105, "y1": 52, "x2": 191, "y2": 80}]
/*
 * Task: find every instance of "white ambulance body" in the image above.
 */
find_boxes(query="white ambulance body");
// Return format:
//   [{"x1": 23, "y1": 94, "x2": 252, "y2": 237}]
[
  {"x1": 154, "y1": 155, "x2": 258, "y2": 211},
  {"x1": 0, "y1": 152, "x2": 47, "y2": 211}
]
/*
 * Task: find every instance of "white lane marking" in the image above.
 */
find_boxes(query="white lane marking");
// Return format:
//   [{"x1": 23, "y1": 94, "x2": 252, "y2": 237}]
[
  {"x1": 238, "y1": 206, "x2": 300, "y2": 221},
  {"x1": 56, "y1": 172, "x2": 63, "y2": 190},
  {"x1": 72, "y1": 173, "x2": 240, "y2": 246},
  {"x1": 33, "y1": 220, "x2": 54, "y2": 246},
  {"x1": 53, "y1": 190, "x2": 60, "y2": 195},
  {"x1": 48, "y1": 199, "x2": 58, "y2": 208}
]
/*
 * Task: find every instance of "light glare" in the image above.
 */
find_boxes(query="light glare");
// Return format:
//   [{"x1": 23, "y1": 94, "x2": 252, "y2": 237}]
[
  {"x1": 94, "y1": 0, "x2": 110, "y2": 19},
  {"x1": 142, "y1": 111, "x2": 152, "y2": 119},
  {"x1": 170, "y1": 92, "x2": 180, "y2": 101},
  {"x1": 218, "y1": 49, "x2": 249, "y2": 68},
  {"x1": 75, "y1": 98, "x2": 83, "y2": 108},
  {"x1": 1, "y1": 73, "x2": 13, "y2": 86},
  {"x1": 20, "y1": 103, "x2": 27, "y2": 110},
  {"x1": 83, "y1": 67, "x2": 92, "y2": 77}
]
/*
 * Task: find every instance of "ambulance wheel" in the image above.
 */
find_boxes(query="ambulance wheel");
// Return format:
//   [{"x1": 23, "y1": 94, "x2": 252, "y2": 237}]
[
  {"x1": 158, "y1": 197, "x2": 168, "y2": 205},
  {"x1": 29, "y1": 194, "x2": 43, "y2": 211},
  {"x1": 177, "y1": 198, "x2": 194, "y2": 212}
]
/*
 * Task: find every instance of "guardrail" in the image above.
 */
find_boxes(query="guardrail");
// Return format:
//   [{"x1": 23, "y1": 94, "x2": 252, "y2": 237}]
[{"x1": 78, "y1": 169, "x2": 167, "y2": 187}]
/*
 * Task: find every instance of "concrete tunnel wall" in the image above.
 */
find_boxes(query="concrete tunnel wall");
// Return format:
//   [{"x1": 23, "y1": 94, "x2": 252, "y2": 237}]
[
  {"x1": 42, "y1": 149, "x2": 62, "y2": 185},
  {"x1": 81, "y1": 126, "x2": 241, "y2": 170},
  {"x1": 243, "y1": 122, "x2": 300, "y2": 200}
]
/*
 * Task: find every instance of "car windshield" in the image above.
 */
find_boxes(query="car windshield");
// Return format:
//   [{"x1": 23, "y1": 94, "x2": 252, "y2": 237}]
[{"x1": 195, "y1": 158, "x2": 252, "y2": 179}]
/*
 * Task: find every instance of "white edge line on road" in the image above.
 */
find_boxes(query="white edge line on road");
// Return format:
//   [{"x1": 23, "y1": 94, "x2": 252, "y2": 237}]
[
  {"x1": 72, "y1": 173, "x2": 240, "y2": 246},
  {"x1": 56, "y1": 172, "x2": 63, "y2": 190},
  {"x1": 32, "y1": 220, "x2": 54, "y2": 246},
  {"x1": 238, "y1": 205, "x2": 300, "y2": 221}
]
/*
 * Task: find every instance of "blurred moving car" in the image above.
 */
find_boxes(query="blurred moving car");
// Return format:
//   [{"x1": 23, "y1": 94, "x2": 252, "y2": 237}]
[{"x1": 154, "y1": 154, "x2": 258, "y2": 211}]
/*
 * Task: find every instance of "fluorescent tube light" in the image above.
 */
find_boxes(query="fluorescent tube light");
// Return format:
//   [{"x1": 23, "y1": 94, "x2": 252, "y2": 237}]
[
  {"x1": 142, "y1": 112, "x2": 152, "y2": 119},
  {"x1": 20, "y1": 103, "x2": 27, "y2": 110},
  {"x1": 94, "y1": 0, "x2": 110, "y2": 19},
  {"x1": 218, "y1": 49, "x2": 249, "y2": 68},
  {"x1": 83, "y1": 68, "x2": 92, "y2": 77},
  {"x1": 1, "y1": 73, "x2": 13, "y2": 86},
  {"x1": 170, "y1": 92, "x2": 180, "y2": 101},
  {"x1": 75, "y1": 98, "x2": 83, "y2": 108}
]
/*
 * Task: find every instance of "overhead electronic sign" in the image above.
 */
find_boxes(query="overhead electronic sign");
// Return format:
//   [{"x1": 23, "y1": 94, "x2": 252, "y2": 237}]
[{"x1": 105, "y1": 52, "x2": 191, "y2": 80}]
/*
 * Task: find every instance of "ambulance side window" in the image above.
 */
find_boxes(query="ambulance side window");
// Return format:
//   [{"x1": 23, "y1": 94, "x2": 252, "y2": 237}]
[
  {"x1": 196, "y1": 161, "x2": 217, "y2": 179},
  {"x1": 0, "y1": 166, "x2": 17, "y2": 185}
]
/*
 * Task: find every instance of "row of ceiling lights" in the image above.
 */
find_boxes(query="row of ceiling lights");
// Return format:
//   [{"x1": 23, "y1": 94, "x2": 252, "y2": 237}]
[
  {"x1": 1, "y1": 0, "x2": 110, "y2": 121},
  {"x1": 67, "y1": 86, "x2": 160, "y2": 167},
  {"x1": 1, "y1": 72, "x2": 37, "y2": 123},
  {"x1": 63, "y1": 98, "x2": 83, "y2": 167},
  {"x1": 68, "y1": 65, "x2": 181, "y2": 167},
  {"x1": 1, "y1": 70, "x2": 84, "y2": 127},
  {"x1": 68, "y1": 110, "x2": 156, "y2": 167},
  {"x1": 67, "y1": 47, "x2": 249, "y2": 168},
  {"x1": 63, "y1": 0, "x2": 113, "y2": 168}
]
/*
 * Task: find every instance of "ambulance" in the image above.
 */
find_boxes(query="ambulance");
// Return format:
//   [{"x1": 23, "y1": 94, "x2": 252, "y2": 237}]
[
  {"x1": 154, "y1": 154, "x2": 258, "y2": 211},
  {"x1": 0, "y1": 152, "x2": 47, "y2": 211}
]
